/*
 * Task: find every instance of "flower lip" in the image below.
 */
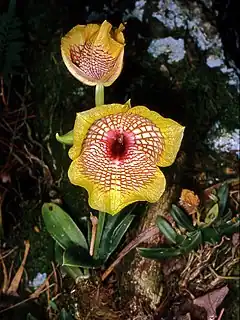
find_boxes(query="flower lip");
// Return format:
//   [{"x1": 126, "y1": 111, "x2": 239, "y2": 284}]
[
  {"x1": 106, "y1": 130, "x2": 134, "y2": 161},
  {"x1": 68, "y1": 104, "x2": 185, "y2": 215}
]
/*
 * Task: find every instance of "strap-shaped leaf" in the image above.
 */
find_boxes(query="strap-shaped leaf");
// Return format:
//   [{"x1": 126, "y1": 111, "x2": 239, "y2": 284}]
[
  {"x1": 218, "y1": 217, "x2": 240, "y2": 236},
  {"x1": 108, "y1": 214, "x2": 135, "y2": 258},
  {"x1": 201, "y1": 227, "x2": 221, "y2": 244},
  {"x1": 98, "y1": 204, "x2": 140, "y2": 262},
  {"x1": 138, "y1": 247, "x2": 182, "y2": 260},
  {"x1": 204, "y1": 203, "x2": 219, "y2": 227},
  {"x1": 179, "y1": 230, "x2": 202, "y2": 253},
  {"x1": 93, "y1": 212, "x2": 106, "y2": 259},
  {"x1": 222, "y1": 209, "x2": 232, "y2": 223},
  {"x1": 100, "y1": 203, "x2": 137, "y2": 245},
  {"x1": 63, "y1": 245, "x2": 102, "y2": 269},
  {"x1": 217, "y1": 183, "x2": 229, "y2": 216},
  {"x1": 42, "y1": 203, "x2": 88, "y2": 250},
  {"x1": 171, "y1": 204, "x2": 195, "y2": 231},
  {"x1": 156, "y1": 216, "x2": 178, "y2": 244},
  {"x1": 99, "y1": 214, "x2": 135, "y2": 262}
]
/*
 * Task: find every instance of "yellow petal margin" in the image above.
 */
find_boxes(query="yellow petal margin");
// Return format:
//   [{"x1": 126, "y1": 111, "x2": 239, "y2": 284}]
[
  {"x1": 69, "y1": 103, "x2": 131, "y2": 160},
  {"x1": 61, "y1": 24, "x2": 100, "y2": 86},
  {"x1": 68, "y1": 153, "x2": 166, "y2": 215},
  {"x1": 128, "y1": 106, "x2": 185, "y2": 167}
]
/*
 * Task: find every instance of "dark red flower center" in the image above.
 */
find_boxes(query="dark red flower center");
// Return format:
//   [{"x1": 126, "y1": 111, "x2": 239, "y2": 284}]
[{"x1": 106, "y1": 130, "x2": 134, "y2": 161}]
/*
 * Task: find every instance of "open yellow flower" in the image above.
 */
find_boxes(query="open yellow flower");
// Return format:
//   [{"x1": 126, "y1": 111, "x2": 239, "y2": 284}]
[
  {"x1": 68, "y1": 103, "x2": 184, "y2": 215},
  {"x1": 61, "y1": 20, "x2": 125, "y2": 86}
]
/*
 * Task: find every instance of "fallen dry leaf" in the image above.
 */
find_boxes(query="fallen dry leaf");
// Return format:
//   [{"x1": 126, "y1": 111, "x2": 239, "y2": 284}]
[{"x1": 193, "y1": 285, "x2": 229, "y2": 320}]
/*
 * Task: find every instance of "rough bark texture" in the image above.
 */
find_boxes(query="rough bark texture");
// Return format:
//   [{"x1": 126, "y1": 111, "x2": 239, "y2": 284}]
[{"x1": 119, "y1": 186, "x2": 178, "y2": 318}]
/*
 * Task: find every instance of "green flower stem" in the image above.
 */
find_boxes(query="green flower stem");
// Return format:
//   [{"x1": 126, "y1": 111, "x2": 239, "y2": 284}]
[
  {"x1": 95, "y1": 84, "x2": 104, "y2": 106},
  {"x1": 92, "y1": 85, "x2": 105, "y2": 259},
  {"x1": 93, "y1": 211, "x2": 106, "y2": 259}
]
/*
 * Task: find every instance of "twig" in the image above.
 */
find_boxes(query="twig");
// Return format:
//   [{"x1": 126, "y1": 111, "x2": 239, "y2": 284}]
[
  {"x1": 2, "y1": 247, "x2": 18, "y2": 259},
  {"x1": 208, "y1": 266, "x2": 240, "y2": 280},
  {"x1": 30, "y1": 271, "x2": 54, "y2": 299},
  {"x1": 0, "y1": 253, "x2": 9, "y2": 293},
  {"x1": 0, "y1": 284, "x2": 55, "y2": 314},
  {"x1": 0, "y1": 76, "x2": 8, "y2": 108},
  {"x1": 51, "y1": 261, "x2": 58, "y2": 297},
  {"x1": 217, "y1": 308, "x2": 225, "y2": 320},
  {"x1": 7, "y1": 240, "x2": 30, "y2": 295}
]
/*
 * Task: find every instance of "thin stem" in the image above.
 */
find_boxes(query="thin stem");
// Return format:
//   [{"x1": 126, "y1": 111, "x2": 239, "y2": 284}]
[
  {"x1": 93, "y1": 212, "x2": 106, "y2": 259},
  {"x1": 95, "y1": 84, "x2": 104, "y2": 106},
  {"x1": 89, "y1": 213, "x2": 98, "y2": 256}
]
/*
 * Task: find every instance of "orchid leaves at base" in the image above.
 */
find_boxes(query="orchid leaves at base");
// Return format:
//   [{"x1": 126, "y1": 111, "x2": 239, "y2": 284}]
[
  {"x1": 42, "y1": 202, "x2": 135, "y2": 279},
  {"x1": 139, "y1": 183, "x2": 239, "y2": 261},
  {"x1": 42, "y1": 203, "x2": 88, "y2": 250}
]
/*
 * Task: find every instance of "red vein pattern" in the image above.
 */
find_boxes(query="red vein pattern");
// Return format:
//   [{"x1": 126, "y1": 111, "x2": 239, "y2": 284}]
[
  {"x1": 77, "y1": 113, "x2": 164, "y2": 192},
  {"x1": 70, "y1": 43, "x2": 116, "y2": 80}
]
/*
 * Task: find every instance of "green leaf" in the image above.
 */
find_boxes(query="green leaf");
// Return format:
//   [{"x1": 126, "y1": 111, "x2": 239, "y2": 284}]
[
  {"x1": 204, "y1": 203, "x2": 219, "y2": 226},
  {"x1": 107, "y1": 214, "x2": 135, "y2": 260},
  {"x1": 55, "y1": 243, "x2": 85, "y2": 280},
  {"x1": 138, "y1": 247, "x2": 182, "y2": 260},
  {"x1": 56, "y1": 130, "x2": 73, "y2": 145},
  {"x1": 179, "y1": 230, "x2": 202, "y2": 253},
  {"x1": 218, "y1": 217, "x2": 240, "y2": 236},
  {"x1": 63, "y1": 245, "x2": 102, "y2": 269},
  {"x1": 42, "y1": 203, "x2": 88, "y2": 250},
  {"x1": 201, "y1": 227, "x2": 221, "y2": 244},
  {"x1": 222, "y1": 209, "x2": 233, "y2": 223},
  {"x1": 96, "y1": 214, "x2": 119, "y2": 261},
  {"x1": 97, "y1": 207, "x2": 135, "y2": 260},
  {"x1": 60, "y1": 309, "x2": 75, "y2": 320},
  {"x1": 217, "y1": 183, "x2": 229, "y2": 215},
  {"x1": 98, "y1": 213, "x2": 135, "y2": 262},
  {"x1": 61, "y1": 265, "x2": 85, "y2": 281},
  {"x1": 171, "y1": 204, "x2": 195, "y2": 231},
  {"x1": 156, "y1": 216, "x2": 178, "y2": 244},
  {"x1": 93, "y1": 212, "x2": 106, "y2": 259},
  {"x1": 54, "y1": 242, "x2": 64, "y2": 265}
]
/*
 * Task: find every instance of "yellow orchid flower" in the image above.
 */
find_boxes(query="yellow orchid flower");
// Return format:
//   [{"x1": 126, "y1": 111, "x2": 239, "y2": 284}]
[
  {"x1": 61, "y1": 20, "x2": 125, "y2": 86},
  {"x1": 68, "y1": 103, "x2": 184, "y2": 215}
]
